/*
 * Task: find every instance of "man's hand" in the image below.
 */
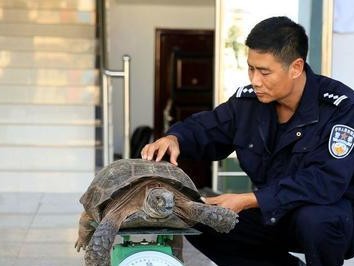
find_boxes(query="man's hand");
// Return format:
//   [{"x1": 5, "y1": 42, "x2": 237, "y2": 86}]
[
  {"x1": 203, "y1": 193, "x2": 258, "y2": 213},
  {"x1": 141, "y1": 135, "x2": 180, "y2": 165}
]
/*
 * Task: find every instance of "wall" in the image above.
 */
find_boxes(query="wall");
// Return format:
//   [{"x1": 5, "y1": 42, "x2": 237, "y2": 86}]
[
  {"x1": 332, "y1": 33, "x2": 354, "y2": 88},
  {"x1": 332, "y1": 0, "x2": 354, "y2": 88},
  {"x1": 107, "y1": 1, "x2": 214, "y2": 154},
  {"x1": 107, "y1": 0, "x2": 347, "y2": 156}
]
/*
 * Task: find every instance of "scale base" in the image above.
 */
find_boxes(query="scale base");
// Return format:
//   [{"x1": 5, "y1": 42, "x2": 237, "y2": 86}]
[{"x1": 111, "y1": 228, "x2": 200, "y2": 266}]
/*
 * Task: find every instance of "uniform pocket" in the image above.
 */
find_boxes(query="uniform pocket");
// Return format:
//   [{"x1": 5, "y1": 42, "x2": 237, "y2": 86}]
[
  {"x1": 234, "y1": 135, "x2": 265, "y2": 155},
  {"x1": 292, "y1": 136, "x2": 320, "y2": 153},
  {"x1": 233, "y1": 136, "x2": 266, "y2": 183}
]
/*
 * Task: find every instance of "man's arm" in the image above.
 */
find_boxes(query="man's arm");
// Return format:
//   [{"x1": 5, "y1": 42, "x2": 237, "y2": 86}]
[
  {"x1": 204, "y1": 193, "x2": 259, "y2": 213},
  {"x1": 142, "y1": 95, "x2": 239, "y2": 164}
]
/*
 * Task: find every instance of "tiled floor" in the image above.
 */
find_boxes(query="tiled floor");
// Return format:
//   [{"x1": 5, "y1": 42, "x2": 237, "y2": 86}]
[
  {"x1": 0, "y1": 192, "x2": 216, "y2": 266},
  {"x1": 1, "y1": 192, "x2": 354, "y2": 266}
]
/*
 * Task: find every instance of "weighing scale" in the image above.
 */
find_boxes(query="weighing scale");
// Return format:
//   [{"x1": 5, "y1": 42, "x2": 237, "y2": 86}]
[{"x1": 111, "y1": 228, "x2": 200, "y2": 266}]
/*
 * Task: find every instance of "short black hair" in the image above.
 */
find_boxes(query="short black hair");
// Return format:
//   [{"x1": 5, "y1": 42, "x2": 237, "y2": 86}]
[{"x1": 245, "y1": 16, "x2": 308, "y2": 66}]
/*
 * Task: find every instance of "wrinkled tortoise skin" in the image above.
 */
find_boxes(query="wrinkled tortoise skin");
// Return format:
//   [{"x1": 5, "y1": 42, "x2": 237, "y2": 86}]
[
  {"x1": 76, "y1": 159, "x2": 238, "y2": 266},
  {"x1": 80, "y1": 159, "x2": 200, "y2": 222}
]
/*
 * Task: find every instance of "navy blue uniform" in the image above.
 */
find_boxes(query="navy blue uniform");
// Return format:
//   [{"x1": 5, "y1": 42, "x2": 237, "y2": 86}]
[{"x1": 167, "y1": 65, "x2": 354, "y2": 266}]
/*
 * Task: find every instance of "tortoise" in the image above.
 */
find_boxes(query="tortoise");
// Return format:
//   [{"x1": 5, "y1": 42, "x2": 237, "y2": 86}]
[{"x1": 75, "y1": 159, "x2": 238, "y2": 266}]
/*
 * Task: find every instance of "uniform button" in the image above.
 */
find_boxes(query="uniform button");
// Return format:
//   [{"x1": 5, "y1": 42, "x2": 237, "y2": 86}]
[
  {"x1": 296, "y1": 132, "x2": 302, "y2": 137},
  {"x1": 270, "y1": 217, "x2": 276, "y2": 223},
  {"x1": 248, "y1": 143, "x2": 254, "y2": 148}
]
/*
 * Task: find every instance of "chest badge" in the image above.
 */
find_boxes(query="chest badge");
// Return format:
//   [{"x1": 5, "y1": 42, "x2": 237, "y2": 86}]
[{"x1": 328, "y1": 124, "x2": 354, "y2": 159}]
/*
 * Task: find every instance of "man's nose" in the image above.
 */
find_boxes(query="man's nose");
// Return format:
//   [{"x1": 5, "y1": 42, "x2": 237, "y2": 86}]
[{"x1": 250, "y1": 71, "x2": 262, "y2": 87}]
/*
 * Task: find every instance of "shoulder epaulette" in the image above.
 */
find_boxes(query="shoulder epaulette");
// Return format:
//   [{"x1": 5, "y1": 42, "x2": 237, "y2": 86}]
[
  {"x1": 235, "y1": 85, "x2": 256, "y2": 98},
  {"x1": 321, "y1": 92, "x2": 348, "y2": 106}
]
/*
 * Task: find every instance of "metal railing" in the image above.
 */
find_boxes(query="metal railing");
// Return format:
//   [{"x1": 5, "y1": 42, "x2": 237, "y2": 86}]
[{"x1": 97, "y1": 0, "x2": 131, "y2": 165}]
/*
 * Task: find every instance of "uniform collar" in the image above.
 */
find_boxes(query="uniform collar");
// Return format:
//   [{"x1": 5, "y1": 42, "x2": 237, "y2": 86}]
[
  {"x1": 256, "y1": 64, "x2": 320, "y2": 154},
  {"x1": 288, "y1": 64, "x2": 319, "y2": 129}
]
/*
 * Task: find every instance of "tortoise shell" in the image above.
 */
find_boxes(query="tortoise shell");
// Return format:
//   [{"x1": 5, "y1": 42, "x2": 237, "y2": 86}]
[{"x1": 80, "y1": 159, "x2": 200, "y2": 221}]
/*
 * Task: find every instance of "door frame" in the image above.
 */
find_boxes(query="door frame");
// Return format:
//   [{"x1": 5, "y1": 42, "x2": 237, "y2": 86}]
[{"x1": 154, "y1": 28, "x2": 214, "y2": 139}]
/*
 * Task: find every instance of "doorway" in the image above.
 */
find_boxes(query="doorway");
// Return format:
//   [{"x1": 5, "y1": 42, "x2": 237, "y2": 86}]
[{"x1": 154, "y1": 29, "x2": 214, "y2": 188}]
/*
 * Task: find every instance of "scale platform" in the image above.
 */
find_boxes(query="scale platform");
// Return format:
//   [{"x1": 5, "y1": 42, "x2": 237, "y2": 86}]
[{"x1": 111, "y1": 228, "x2": 200, "y2": 266}]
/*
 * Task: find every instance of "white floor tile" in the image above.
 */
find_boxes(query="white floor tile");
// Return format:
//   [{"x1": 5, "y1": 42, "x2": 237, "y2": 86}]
[
  {"x1": 19, "y1": 243, "x2": 82, "y2": 258},
  {"x1": 38, "y1": 193, "x2": 82, "y2": 214},
  {"x1": 345, "y1": 258, "x2": 354, "y2": 265},
  {"x1": 14, "y1": 257, "x2": 84, "y2": 266},
  {"x1": 0, "y1": 229, "x2": 28, "y2": 242},
  {"x1": 0, "y1": 214, "x2": 34, "y2": 229},
  {"x1": 25, "y1": 228, "x2": 78, "y2": 243},
  {"x1": 31, "y1": 214, "x2": 81, "y2": 229},
  {"x1": 0, "y1": 192, "x2": 42, "y2": 213}
]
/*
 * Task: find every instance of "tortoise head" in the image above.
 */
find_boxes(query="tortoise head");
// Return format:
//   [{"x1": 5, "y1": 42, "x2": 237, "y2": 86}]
[{"x1": 144, "y1": 187, "x2": 175, "y2": 218}]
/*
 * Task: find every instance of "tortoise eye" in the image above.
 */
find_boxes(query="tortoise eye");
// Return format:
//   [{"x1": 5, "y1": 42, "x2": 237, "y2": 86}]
[{"x1": 157, "y1": 197, "x2": 165, "y2": 207}]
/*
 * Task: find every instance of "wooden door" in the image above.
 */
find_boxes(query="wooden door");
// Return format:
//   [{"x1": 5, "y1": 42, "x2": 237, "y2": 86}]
[{"x1": 154, "y1": 29, "x2": 214, "y2": 188}]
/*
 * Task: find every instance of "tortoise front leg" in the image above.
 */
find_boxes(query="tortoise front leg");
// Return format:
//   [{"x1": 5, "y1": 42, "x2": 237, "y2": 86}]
[
  {"x1": 185, "y1": 202, "x2": 238, "y2": 233},
  {"x1": 84, "y1": 216, "x2": 117, "y2": 266},
  {"x1": 75, "y1": 211, "x2": 96, "y2": 252}
]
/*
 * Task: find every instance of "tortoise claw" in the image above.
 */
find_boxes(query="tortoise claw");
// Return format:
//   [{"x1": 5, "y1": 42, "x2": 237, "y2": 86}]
[
  {"x1": 193, "y1": 204, "x2": 238, "y2": 233},
  {"x1": 75, "y1": 239, "x2": 88, "y2": 253}
]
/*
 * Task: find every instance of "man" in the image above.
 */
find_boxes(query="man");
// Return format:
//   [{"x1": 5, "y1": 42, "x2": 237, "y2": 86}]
[{"x1": 141, "y1": 16, "x2": 354, "y2": 266}]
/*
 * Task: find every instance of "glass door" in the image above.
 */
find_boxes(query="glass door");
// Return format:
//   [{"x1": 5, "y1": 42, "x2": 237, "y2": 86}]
[{"x1": 212, "y1": 0, "x2": 332, "y2": 192}]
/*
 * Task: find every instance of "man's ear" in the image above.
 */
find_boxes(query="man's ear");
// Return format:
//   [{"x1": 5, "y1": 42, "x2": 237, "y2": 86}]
[{"x1": 289, "y1": 58, "x2": 305, "y2": 79}]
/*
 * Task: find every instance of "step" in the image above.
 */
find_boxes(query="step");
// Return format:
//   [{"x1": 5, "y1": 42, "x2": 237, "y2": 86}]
[
  {"x1": 0, "y1": 36, "x2": 96, "y2": 53},
  {"x1": 0, "y1": 23, "x2": 95, "y2": 38},
  {"x1": 0, "y1": 68, "x2": 98, "y2": 86},
  {"x1": 0, "y1": 124, "x2": 95, "y2": 146},
  {"x1": 0, "y1": 51, "x2": 96, "y2": 69},
  {"x1": 0, "y1": 85, "x2": 99, "y2": 105},
  {"x1": 0, "y1": 104, "x2": 96, "y2": 124},
  {"x1": 0, "y1": 146, "x2": 95, "y2": 171},
  {"x1": 0, "y1": 171, "x2": 94, "y2": 192},
  {"x1": 0, "y1": 9, "x2": 95, "y2": 25},
  {"x1": 0, "y1": 0, "x2": 95, "y2": 11}
]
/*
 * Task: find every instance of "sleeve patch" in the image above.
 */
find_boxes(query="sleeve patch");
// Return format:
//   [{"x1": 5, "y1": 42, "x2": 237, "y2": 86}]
[{"x1": 328, "y1": 124, "x2": 354, "y2": 159}]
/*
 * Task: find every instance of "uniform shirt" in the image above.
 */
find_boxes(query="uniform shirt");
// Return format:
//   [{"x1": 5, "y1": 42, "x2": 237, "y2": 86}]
[{"x1": 167, "y1": 64, "x2": 354, "y2": 225}]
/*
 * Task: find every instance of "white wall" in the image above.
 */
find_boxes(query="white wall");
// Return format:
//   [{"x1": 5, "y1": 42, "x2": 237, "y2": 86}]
[
  {"x1": 331, "y1": 0, "x2": 354, "y2": 88},
  {"x1": 108, "y1": 1, "x2": 214, "y2": 154},
  {"x1": 332, "y1": 33, "x2": 354, "y2": 88},
  {"x1": 107, "y1": 1, "x2": 351, "y2": 156}
]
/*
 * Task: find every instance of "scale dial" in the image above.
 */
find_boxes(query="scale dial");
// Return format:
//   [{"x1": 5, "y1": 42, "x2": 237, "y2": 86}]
[{"x1": 119, "y1": 251, "x2": 184, "y2": 266}]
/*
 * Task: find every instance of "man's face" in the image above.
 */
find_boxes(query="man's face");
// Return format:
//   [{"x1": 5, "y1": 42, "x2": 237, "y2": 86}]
[{"x1": 247, "y1": 49, "x2": 294, "y2": 104}]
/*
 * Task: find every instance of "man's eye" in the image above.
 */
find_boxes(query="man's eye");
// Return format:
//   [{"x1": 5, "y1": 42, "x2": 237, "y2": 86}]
[{"x1": 261, "y1": 71, "x2": 270, "y2": 75}]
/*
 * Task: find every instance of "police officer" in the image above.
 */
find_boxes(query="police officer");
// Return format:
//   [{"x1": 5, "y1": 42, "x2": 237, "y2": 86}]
[{"x1": 141, "y1": 16, "x2": 354, "y2": 266}]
